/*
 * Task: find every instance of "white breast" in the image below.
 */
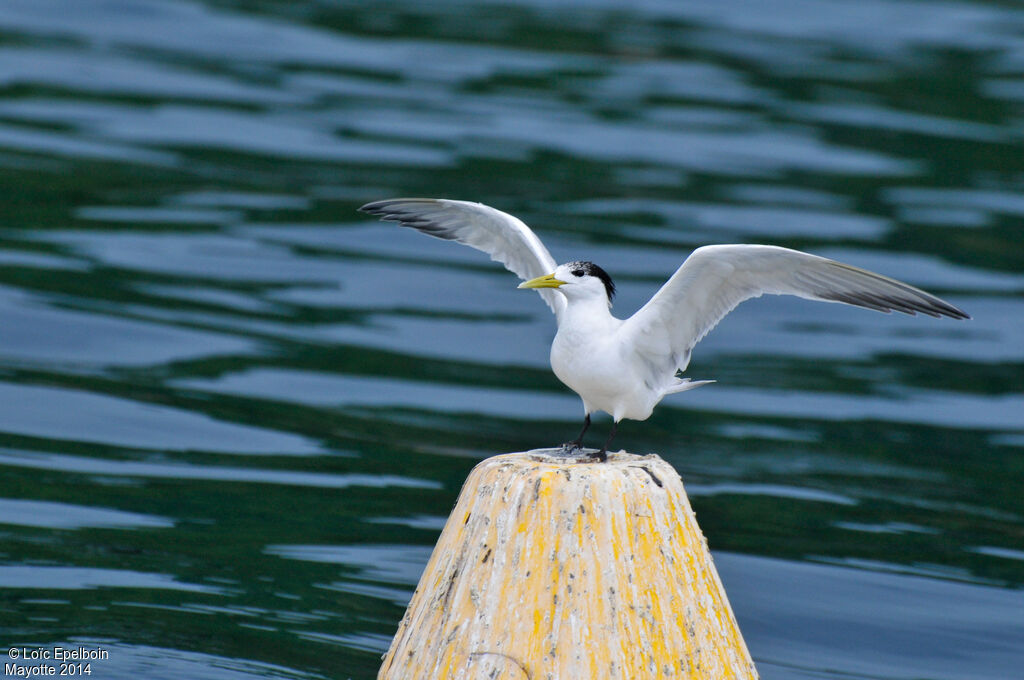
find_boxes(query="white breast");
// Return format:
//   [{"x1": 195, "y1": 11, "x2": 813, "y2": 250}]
[{"x1": 550, "y1": 319, "x2": 663, "y2": 422}]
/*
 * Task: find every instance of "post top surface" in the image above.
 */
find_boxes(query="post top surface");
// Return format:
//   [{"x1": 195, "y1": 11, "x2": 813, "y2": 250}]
[{"x1": 485, "y1": 448, "x2": 668, "y2": 468}]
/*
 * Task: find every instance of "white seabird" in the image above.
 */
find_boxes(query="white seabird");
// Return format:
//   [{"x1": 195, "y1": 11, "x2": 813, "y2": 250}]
[{"x1": 360, "y1": 198, "x2": 969, "y2": 461}]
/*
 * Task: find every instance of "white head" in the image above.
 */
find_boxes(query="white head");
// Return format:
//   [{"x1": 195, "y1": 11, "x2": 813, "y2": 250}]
[{"x1": 518, "y1": 260, "x2": 616, "y2": 306}]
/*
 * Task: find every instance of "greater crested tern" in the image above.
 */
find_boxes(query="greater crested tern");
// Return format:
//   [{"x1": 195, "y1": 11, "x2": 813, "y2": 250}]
[{"x1": 360, "y1": 198, "x2": 969, "y2": 461}]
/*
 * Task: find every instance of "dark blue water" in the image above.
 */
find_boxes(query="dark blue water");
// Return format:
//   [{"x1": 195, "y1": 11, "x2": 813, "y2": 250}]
[{"x1": 1, "y1": 1, "x2": 1022, "y2": 678}]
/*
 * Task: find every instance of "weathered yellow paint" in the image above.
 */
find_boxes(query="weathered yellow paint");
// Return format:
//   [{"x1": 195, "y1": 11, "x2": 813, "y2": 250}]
[{"x1": 378, "y1": 450, "x2": 758, "y2": 679}]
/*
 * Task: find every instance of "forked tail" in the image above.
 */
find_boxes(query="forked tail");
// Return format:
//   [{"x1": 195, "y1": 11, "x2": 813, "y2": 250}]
[{"x1": 664, "y1": 378, "x2": 715, "y2": 395}]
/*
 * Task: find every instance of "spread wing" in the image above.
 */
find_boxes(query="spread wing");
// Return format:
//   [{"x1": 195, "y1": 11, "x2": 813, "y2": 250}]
[
  {"x1": 622, "y1": 244, "x2": 969, "y2": 377},
  {"x1": 359, "y1": 198, "x2": 565, "y2": 318}
]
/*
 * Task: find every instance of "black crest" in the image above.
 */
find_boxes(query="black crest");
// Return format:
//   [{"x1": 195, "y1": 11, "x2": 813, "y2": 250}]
[{"x1": 567, "y1": 260, "x2": 616, "y2": 301}]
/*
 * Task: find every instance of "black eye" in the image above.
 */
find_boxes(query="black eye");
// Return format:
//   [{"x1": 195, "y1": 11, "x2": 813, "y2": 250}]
[{"x1": 572, "y1": 269, "x2": 584, "y2": 277}]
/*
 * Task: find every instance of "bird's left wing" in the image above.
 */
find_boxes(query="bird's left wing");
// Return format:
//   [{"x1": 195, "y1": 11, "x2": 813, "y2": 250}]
[
  {"x1": 621, "y1": 244, "x2": 968, "y2": 377},
  {"x1": 359, "y1": 198, "x2": 565, "y2": 318}
]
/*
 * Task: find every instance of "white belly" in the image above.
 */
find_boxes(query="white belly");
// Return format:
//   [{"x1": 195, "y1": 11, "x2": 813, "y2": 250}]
[{"x1": 550, "y1": 326, "x2": 660, "y2": 422}]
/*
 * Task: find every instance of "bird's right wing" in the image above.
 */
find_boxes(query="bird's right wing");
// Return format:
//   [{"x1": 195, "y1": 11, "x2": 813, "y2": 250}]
[
  {"x1": 359, "y1": 198, "x2": 565, "y2": 318},
  {"x1": 622, "y1": 244, "x2": 968, "y2": 377}
]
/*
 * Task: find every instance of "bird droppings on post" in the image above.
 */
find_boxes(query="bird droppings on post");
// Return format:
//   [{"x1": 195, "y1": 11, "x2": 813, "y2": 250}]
[{"x1": 377, "y1": 450, "x2": 759, "y2": 679}]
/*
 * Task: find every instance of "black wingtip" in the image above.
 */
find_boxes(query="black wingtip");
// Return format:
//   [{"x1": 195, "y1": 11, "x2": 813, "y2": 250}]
[
  {"x1": 358, "y1": 198, "x2": 440, "y2": 222},
  {"x1": 946, "y1": 307, "x2": 971, "y2": 321},
  {"x1": 820, "y1": 289, "x2": 970, "y2": 320},
  {"x1": 948, "y1": 301, "x2": 971, "y2": 320},
  {"x1": 358, "y1": 200, "x2": 388, "y2": 215},
  {"x1": 929, "y1": 299, "x2": 971, "y2": 320},
  {"x1": 358, "y1": 199, "x2": 410, "y2": 224}
]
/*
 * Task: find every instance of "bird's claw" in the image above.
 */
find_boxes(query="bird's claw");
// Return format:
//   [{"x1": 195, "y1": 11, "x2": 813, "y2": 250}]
[{"x1": 558, "y1": 442, "x2": 607, "y2": 462}]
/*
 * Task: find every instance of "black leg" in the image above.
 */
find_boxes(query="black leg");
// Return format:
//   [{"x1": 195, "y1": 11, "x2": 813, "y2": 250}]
[
  {"x1": 561, "y1": 414, "x2": 591, "y2": 452},
  {"x1": 590, "y1": 421, "x2": 619, "y2": 463}
]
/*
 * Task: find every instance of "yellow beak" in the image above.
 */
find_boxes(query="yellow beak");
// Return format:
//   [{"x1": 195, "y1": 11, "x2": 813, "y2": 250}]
[{"x1": 518, "y1": 273, "x2": 566, "y2": 290}]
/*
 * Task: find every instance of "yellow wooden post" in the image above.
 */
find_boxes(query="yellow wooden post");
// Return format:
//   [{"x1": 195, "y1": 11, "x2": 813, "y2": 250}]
[{"x1": 378, "y1": 450, "x2": 758, "y2": 679}]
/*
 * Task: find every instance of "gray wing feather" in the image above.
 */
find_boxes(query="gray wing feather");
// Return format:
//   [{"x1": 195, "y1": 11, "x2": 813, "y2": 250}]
[
  {"x1": 360, "y1": 198, "x2": 565, "y2": 318},
  {"x1": 623, "y1": 244, "x2": 968, "y2": 377}
]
